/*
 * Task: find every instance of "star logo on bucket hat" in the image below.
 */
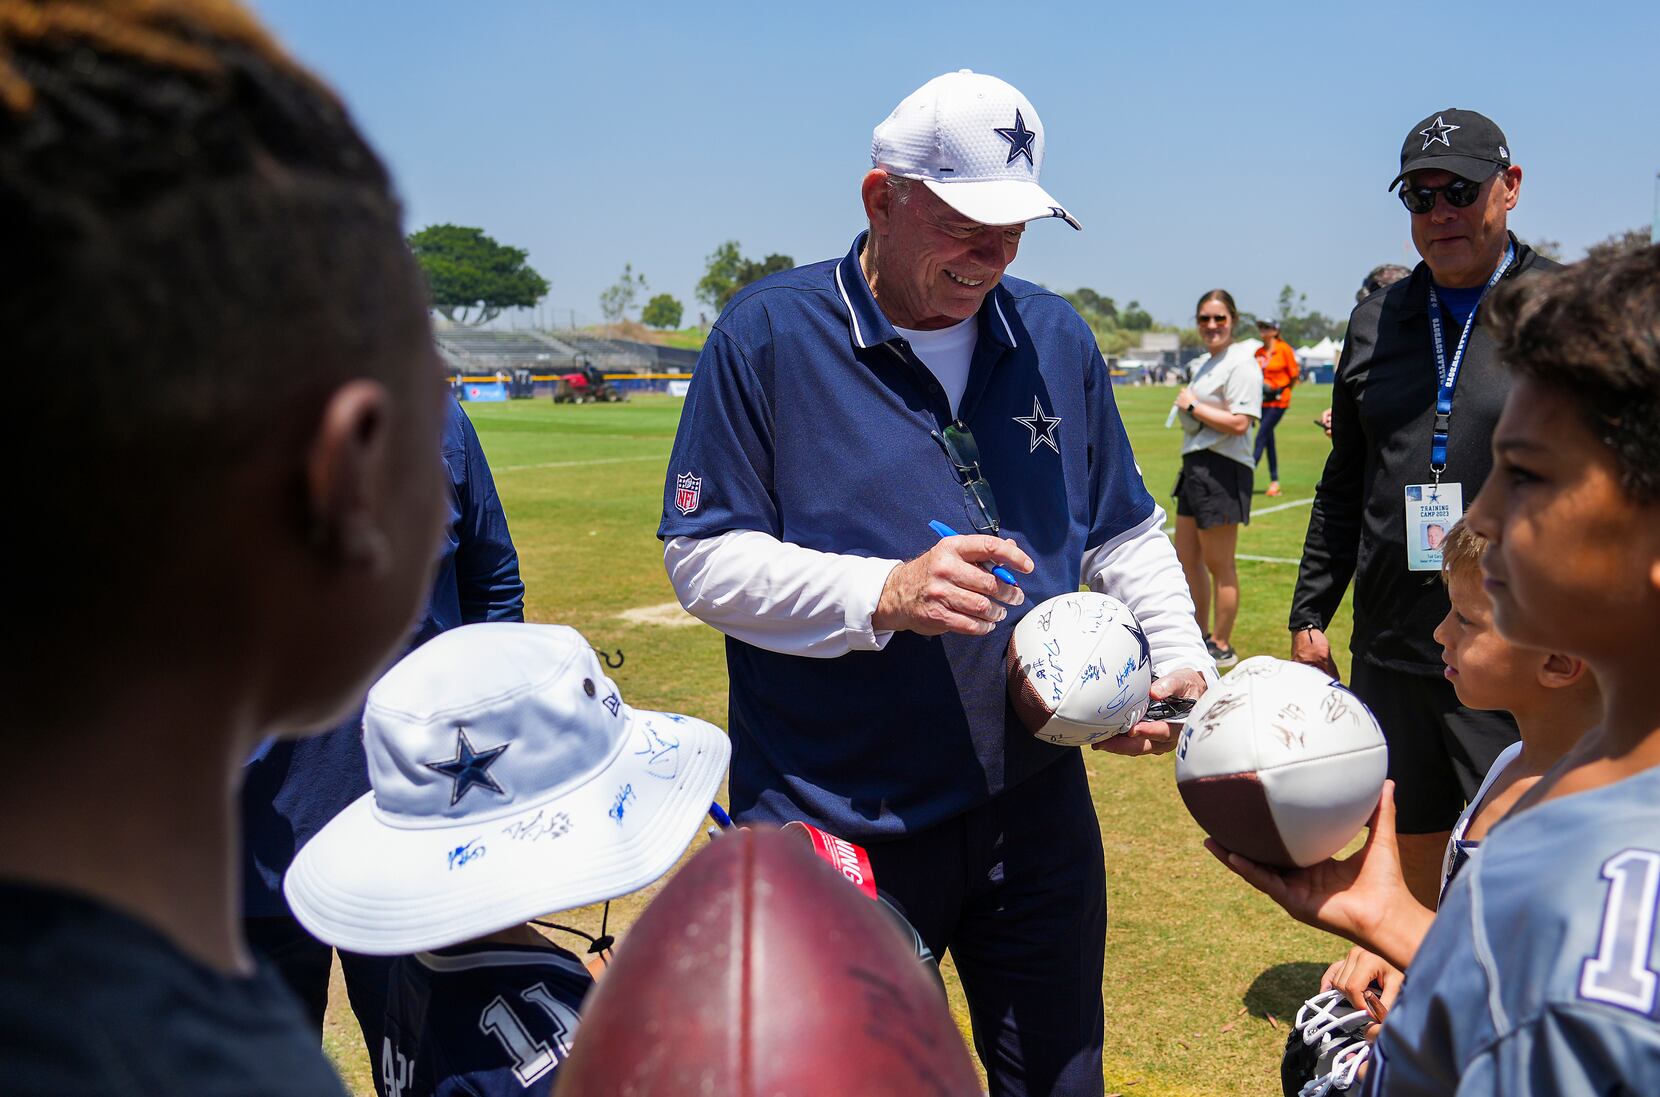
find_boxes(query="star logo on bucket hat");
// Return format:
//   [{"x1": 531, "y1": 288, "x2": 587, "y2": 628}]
[
  {"x1": 995, "y1": 109, "x2": 1037, "y2": 168},
  {"x1": 1419, "y1": 115, "x2": 1460, "y2": 150},
  {"x1": 424, "y1": 727, "x2": 509, "y2": 806},
  {"x1": 282, "y1": 623, "x2": 734, "y2": 958}
]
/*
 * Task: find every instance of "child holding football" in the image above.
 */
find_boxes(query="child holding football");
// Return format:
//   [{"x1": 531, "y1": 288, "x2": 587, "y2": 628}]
[
  {"x1": 1310, "y1": 519, "x2": 1599, "y2": 1024},
  {"x1": 1217, "y1": 244, "x2": 1660, "y2": 1094},
  {"x1": 1280, "y1": 519, "x2": 1600, "y2": 1096}
]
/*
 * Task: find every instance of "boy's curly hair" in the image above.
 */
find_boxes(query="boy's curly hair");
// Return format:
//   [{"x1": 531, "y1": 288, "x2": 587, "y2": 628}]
[{"x1": 1485, "y1": 244, "x2": 1660, "y2": 503}]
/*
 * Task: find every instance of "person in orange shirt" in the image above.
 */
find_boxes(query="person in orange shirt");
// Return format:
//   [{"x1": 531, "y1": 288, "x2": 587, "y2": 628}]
[{"x1": 1253, "y1": 317, "x2": 1300, "y2": 496}]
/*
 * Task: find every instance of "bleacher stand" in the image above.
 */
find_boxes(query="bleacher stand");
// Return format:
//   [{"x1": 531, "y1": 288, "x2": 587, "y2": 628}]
[{"x1": 432, "y1": 328, "x2": 680, "y2": 396}]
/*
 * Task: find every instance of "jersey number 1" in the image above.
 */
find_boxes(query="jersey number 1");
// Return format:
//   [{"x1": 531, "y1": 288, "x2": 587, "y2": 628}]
[{"x1": 1579, "y1": 848, "x2": 1660, "y2": 1015}]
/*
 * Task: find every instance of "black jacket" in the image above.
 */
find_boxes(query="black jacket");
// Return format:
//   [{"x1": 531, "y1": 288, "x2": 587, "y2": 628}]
[{"x1": 1289, "y1": 235, "x2": 1559, "y2": 673}]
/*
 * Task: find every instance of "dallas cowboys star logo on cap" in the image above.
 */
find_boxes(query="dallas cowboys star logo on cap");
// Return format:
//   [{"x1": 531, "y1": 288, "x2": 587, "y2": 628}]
[
  {"x1": 1014, "y1": 396, "x2": 1061, "y2": 453},
  {"x1": 424, "y1": 727, "x2": 509, "y2": 806},
  {"x1": 1419, "y1": 115, "x2": 1460, "y2": 150},
  {"x1": 995, "y1": 109, "x2": 1037, "y2": 168}
]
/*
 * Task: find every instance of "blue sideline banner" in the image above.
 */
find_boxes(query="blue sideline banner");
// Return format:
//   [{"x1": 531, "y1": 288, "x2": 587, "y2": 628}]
[{"x1": 461, "y1": 381, "x2": 508, "y2": 402}]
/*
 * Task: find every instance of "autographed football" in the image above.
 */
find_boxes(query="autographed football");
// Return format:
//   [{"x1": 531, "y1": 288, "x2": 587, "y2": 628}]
[
  {"x1": 551, "y1": 827, "x2": 977, "y2": 1096},
  {"x1": 1174, "y1": 657, "x2": 1388, "y2": 868},
  {"x1": 1007, "y1": 591, "x2": 1153, "y2": 746}
]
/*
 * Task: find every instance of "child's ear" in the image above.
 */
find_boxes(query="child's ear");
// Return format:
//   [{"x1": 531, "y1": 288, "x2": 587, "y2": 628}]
[{"x1": 1538, "y1": 652, "x2": 1588, "y2": 689}]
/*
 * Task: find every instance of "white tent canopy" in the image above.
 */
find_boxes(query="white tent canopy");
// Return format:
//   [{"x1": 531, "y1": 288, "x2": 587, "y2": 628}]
[{"x1": 1297, "y1": 336, "x2": 1341, "y2": 365}]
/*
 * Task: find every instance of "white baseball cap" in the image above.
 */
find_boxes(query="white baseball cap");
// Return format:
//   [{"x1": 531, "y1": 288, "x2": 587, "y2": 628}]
[
  {"x1": 872, "y1": 69, "x2": 1080, "y2": 231},
  {"x1": 284, "y1": 622, "x2": 730, "y2": 956}
]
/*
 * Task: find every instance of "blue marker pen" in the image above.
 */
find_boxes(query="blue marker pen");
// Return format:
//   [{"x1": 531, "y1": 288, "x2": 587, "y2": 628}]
[
  {"x1": 928, "y1": 520, "x2": 1021, "y2": 587},
  {"x1": 708, "y1": 803, "x2": 734, "y2": 829}
]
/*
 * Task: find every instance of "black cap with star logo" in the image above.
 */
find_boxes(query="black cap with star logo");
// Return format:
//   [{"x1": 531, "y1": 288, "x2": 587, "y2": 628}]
[{"x1": 1388, "y1": 108, "x2": 1511, "y2": 191}]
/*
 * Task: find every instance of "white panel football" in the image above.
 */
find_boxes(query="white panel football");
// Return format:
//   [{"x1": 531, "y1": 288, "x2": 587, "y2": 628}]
[
  {"x1": 1006, "y1": 592, "x2": 1152, "y2": 746},
  {"x1": 1174, "y1": 657, "x2": 1387, "y2": 868}
]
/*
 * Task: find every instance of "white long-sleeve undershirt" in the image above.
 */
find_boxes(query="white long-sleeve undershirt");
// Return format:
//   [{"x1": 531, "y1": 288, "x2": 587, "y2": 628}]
[{"x1": 663, "y1": 504, "x2": 1214, "y2": 681}]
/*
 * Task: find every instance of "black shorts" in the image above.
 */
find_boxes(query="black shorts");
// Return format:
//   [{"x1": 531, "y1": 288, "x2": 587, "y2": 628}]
[
  {"x1": 1173, "y1": 449, "x2": 1252, "y2": 528},
  {"x1": 1349, "y1": 659, "x2": 1521, "y2": 834}
]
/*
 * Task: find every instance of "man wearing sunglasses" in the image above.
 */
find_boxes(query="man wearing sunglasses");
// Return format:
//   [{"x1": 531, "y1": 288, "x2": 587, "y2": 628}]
[
  {"x1": 658, "y1": 70, "x2": 1211, "y2": 1097},
  {"x1": 1289, "y1": 108, "x2": 1558, "y2": 909}
]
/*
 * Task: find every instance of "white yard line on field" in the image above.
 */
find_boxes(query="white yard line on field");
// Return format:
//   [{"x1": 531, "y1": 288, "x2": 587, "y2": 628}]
[
  {"x1": 495, "y1": 454, "x2": 667, "y2": 473},
  {"x1": 616, "y1": 601, "x2": 702, "y2": 628},
  {"x1": 1162, "y1": 495, "x2": 1314, "y2": 533},
  {"x1": 1252, "y1": 495, "x2": 1317, "y2": 517},
  {"x1": 1155, "y1": 496, "x2": 1312, "y2": 565}
]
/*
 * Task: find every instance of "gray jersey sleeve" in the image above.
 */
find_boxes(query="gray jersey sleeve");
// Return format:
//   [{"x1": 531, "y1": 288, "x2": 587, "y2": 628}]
[
  {"x1": 1456, "y1": 1005, "x2": 1660, "y2": 1095},
  {"x1": 1370, "y1": 768, "x2": 1660, "y2": 1097}
]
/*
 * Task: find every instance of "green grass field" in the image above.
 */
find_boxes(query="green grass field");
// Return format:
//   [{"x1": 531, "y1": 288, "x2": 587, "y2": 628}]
[{"x1": 323, "y1": 386, "x2": 1361, "y2": 1096}]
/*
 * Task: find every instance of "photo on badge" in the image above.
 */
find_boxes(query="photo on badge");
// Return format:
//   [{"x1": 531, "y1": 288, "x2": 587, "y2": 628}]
[{"x1": 1404, "y1": 482, "x2": 1462, "y2": 571}]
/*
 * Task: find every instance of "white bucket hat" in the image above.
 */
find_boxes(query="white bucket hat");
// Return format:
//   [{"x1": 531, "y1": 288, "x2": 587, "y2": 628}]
[
  {"x1": 284, "y1": 622, "x2": 730, "y2": 956},
  {"x1": 872, "y1": 69, "x2": 1080, "y2": 230}
]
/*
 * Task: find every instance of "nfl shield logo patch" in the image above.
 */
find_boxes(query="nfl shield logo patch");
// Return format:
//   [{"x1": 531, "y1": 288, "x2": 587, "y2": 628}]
[{"x1": 674, "y1": 472, "x2": 702, "y2": 515}]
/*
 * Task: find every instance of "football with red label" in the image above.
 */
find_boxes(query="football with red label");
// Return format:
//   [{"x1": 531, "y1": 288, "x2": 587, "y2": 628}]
[{"x1": 551, "y1": 826, "x2": 978, "y2": 1096}]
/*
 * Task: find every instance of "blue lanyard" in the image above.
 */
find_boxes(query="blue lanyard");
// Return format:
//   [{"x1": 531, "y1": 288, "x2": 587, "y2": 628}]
[{"x1": 1426, "y1": 244, "x2": 1514, "y2": 479}]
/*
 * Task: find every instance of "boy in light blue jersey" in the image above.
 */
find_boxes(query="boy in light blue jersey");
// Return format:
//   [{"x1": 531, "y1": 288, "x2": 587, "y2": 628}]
[
  {"x1": 1214, "y1": 244, "x2": 1660, "y2": 1095},
  {"x1": 1283, "y1": 519, "x2": 1600, "y2": 1097}
]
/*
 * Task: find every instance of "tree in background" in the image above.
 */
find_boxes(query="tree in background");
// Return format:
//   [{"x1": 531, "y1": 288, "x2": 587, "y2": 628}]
[
  {"x1": 1585, "y1": 227, "x2": 1650, "y2": 262},
  {"x1": 599, "y1": 263, "x2": 649, "y2": 323},
  {"x1": 407, "y1": 224, "x2": 549, "y2": 326},
  {"x1": 1524, "y1": 237, "x2": 1564, "y2": 261},
  {"x1": 1120, "y1": 300, "x2": 1154, "y2": 331},
  {"x1": 1270, "y1": 284, "x2": 1344, "y2": 347},
  {"x1": 1067, "y1": 288, "x2": 1118, "y2": 325},
  {"x1": 642, "y1": 293, "x2": 684, "y2": 330},
  {"x1": 1061, "y1": 288, "x2": 1130, "y2": 355},
  {"x1": 1059, "y1": 288, "x2": 1197, "y2": 357},
  {"x1": 697, "y1": 241, "x2": 795, "y2": 313}
]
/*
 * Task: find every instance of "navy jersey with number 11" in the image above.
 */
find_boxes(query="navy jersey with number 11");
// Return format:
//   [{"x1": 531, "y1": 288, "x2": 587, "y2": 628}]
[{"x1": 380, "y1": 941, "x2": 593, "y2": 1097}]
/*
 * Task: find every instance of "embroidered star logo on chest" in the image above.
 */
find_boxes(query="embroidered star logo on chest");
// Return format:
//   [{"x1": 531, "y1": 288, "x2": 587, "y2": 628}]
[
  {"x1": 1014, "y1": 396, "x2": 1062, "y2": 453},
  {"x1": 1419, "y1": 115, "x2": 1459, "y2": 150}
]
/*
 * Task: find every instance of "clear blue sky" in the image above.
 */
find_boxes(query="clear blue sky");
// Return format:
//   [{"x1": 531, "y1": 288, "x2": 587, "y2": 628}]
[{"x1": 256, "y1": 0, "x2": 1659, "y2": 331}]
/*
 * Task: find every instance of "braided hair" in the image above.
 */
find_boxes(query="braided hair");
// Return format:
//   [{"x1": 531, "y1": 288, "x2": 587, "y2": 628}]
[
  {"x1": 3, "y1": 0, "x2": 426, "y2": 462},
  {"x1": 2, "y1": 0, "x2": 431, "y2": 634}
]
